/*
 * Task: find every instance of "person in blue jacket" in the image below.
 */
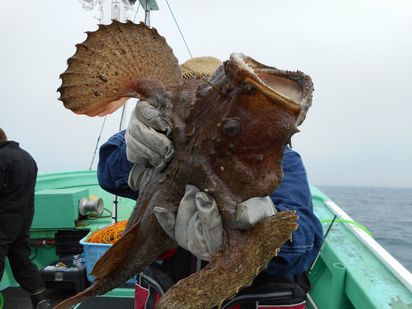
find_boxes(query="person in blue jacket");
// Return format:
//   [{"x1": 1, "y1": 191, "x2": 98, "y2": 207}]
[{"x1": 97, "y1": 57, "x2": 323, "y2": 307}]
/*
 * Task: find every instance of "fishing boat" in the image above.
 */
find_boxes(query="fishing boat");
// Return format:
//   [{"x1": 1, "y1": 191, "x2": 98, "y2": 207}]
[{"x1": 1, "y1": 1, "x2": 411, "y2": 308}]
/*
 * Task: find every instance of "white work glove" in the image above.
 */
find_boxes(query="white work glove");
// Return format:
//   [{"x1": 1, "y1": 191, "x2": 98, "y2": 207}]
[
  {"x1": 154, "y1": 185, "x2": 277, "y2": 261},
  {"x1": 126, "y1": 100, "x2": 174, "y2": 190}
]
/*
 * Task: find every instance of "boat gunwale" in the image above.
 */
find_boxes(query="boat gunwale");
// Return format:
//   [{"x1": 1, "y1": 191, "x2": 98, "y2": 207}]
[{"x1": 324, "y1": 199, "x2": 412, "y2": 293}]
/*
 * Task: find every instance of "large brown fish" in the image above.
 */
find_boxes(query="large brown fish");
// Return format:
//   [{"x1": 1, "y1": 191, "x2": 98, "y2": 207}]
[{"x1": 55, "y1": 21, "x2": 313, "y2": 308}]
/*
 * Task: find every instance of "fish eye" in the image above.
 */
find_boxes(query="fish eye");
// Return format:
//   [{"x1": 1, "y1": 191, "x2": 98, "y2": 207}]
[{"x1": 222, "y1": 118, "x2": 241, "y2": 136}]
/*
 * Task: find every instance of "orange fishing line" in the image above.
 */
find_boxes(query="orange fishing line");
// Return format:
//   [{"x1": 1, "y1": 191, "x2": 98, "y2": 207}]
[{"x1": 87, "y1": 220, "x2": 128, "y2": 244}]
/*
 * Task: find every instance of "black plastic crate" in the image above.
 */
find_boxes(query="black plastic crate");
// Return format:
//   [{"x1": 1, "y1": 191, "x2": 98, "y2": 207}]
[
  {"x1": 40, "y1": 256, "x2": 89, "y2": 292},
  {"x1": 55, "y1": 229, "x2": 90, "y2": 257}
]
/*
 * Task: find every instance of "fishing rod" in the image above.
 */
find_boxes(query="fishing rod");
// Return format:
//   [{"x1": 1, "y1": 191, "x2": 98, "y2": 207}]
[{"x1": 308, "y1": 214, "x2": 337, "y2": 273}]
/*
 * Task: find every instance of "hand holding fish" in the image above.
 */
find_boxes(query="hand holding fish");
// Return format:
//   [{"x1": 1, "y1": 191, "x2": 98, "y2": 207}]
[
  {"x1": 125, "y1": 100, "x2": 174, "y2": 172},
  {"x1": 154, "y1": 185, "x2": 277, "y2": 261},
  {"x1": 126, "y1": 100, "x2": 174, "y2": 190}
]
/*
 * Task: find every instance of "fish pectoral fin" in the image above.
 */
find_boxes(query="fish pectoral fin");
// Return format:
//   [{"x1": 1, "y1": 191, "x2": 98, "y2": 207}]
[
  {"x1": 58, "y1": 21, "x2": 183, "y2": 117},
  {"x1": 156, "y1": 210, "x2": 299, "y2": 309},
  {"x1": 91, "y1": 222, "x2": 140, "y2": 278}
]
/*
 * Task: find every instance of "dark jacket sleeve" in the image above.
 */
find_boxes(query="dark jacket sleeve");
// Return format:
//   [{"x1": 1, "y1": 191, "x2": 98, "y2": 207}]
[
  {"x1": 266, "y1": 147, "x2": 324, "y2": 275},
  {"x1": 97, "y1": 130, "x2": 138, "y2": 200},
  {"x1": 0, "y1": 162, "x2": 6, "y2": 193}
]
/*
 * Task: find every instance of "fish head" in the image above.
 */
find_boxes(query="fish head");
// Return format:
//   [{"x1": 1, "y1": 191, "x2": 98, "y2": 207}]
[{"x1": 192, "y1": 53, "x2": 313, "y2": 199}]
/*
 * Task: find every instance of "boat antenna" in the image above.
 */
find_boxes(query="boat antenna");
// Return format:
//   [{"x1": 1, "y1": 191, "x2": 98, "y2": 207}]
[
  {"x1": 144, "y1": 0, "x2": 151, "y2": 26},
  {"x1": 133, "y1": 2, "x2": 141, "y2": 22},
  {"x1": 89, "y1": 116, "x2": 107, "y2": 170},
  {"x1": 164, "y1": 0, "x2": 193, "y2": 58}
]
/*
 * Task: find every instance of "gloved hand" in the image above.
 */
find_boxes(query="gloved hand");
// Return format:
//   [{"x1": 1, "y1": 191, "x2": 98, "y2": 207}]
[
  {"x1": 126, "y1": 100, "x2": 174, "y2": 190},
  {"x1": 154, "y1": 185, "x2": 277, "y2": 261}
]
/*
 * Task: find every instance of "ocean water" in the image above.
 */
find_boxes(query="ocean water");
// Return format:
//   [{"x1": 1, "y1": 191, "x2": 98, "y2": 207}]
[{"x1": 317, "y1": 185, "x2": 412, "y2": 273}]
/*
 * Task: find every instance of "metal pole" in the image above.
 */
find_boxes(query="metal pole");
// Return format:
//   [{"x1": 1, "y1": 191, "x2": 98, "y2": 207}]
[
  {"x1": 112, "y1": 196, "x2": 118, "y2": 223},
  {"x1": 119, "y1": 104, "x2": 128, "y2": 131},
  {"x1": 144, "y1": 0, "x2": 150, "y2": 26}
]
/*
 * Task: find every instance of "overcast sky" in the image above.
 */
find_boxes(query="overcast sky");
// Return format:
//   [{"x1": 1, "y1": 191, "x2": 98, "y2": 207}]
[{"x1": 0, "y1": 0, "x2": 411, "y2": 188}]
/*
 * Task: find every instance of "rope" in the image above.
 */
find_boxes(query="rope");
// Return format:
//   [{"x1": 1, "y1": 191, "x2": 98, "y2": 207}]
[
  {"x1": 87, "y1": 220, "x2": 128, "y2": 244},
  {"x1": 320, "y1": 218, "x2": 373, "y2": 237},
  {"x1": 133, "y1": 2, "x2": 141, "y2": 22},
  {"x1": 89, "y1": 116, "x2": 107, "y2": 170},
  {"x1": 164, "y1": 0, "x2": 193, "y2": 58}
]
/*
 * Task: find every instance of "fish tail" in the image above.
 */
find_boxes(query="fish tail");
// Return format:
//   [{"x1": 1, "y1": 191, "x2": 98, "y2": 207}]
[
  {"x1": 53, "y1": 224, "x2": 142, "y2": 308},
  {"x1": 54, "y1": 216, "x2": 175, "y2": 308},
  {"x1": 156, "y1": 211, "x2": 298, "y2": 309}
]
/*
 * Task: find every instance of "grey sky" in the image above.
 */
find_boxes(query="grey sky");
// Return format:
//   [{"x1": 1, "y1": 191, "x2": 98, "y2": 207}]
[{"x1": 0, "y1": 0, "x2": 411, "y2": 188}]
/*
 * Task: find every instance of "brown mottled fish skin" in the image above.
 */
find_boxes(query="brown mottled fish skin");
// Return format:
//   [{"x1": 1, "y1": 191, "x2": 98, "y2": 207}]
[
  {"x1": 157, "y1": 212, "x2": 298, "y2": 308},
  {"x1": 54, "y1": 21, "x2": 313, "y2": 309}
]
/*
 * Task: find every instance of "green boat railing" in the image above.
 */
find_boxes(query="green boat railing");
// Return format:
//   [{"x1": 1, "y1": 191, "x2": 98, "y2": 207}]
[{"x1": 308, "y1": 186, "x2": 412, "y2": 309}]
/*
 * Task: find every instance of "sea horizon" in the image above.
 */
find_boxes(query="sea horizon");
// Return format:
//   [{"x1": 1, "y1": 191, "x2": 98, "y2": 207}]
[{"x1": 316, "y1": 184, "x2": 412, "y2": 190}]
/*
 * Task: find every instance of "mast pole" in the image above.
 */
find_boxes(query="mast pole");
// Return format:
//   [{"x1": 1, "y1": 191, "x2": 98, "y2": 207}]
[{"x1": 144, "y1": 0, "x2": 150, "y2": 26}]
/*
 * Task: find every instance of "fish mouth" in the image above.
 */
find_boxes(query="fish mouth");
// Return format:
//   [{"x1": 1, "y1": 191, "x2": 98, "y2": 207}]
[
  {"x1": 244, "y1": 74, "x2": 301, "y2": 112},
  {"x1": 228, "y1": 53, "x2": 314, "y2": 124}
]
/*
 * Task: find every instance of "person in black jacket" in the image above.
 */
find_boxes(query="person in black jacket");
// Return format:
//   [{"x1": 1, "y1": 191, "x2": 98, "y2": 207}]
[{"x1": 0, "y1": 128, "x2": 51, "y2": 309}]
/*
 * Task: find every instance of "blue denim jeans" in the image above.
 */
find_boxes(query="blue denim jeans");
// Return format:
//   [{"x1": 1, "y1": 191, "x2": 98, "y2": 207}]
[{"x1": 97, "y1": 130, "x2": 324, "y2": 275}]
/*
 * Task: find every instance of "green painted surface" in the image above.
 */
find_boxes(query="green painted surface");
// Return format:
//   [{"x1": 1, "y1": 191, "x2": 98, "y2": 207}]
[
  {"x1": 0, "y1": 259, "x2": 18, "y2": 291},
  {"x1": 309, "y1": 186, "x2": 412, "y2": 309},
  {"x1": 35, "y1": 170, "x2": 136, "y2": 224},
  {"x1": 33, "y1": 188, "x2": 89, "y2": 229},
  {"x1": 101, "y1": 288, "x2": 135, "y2": 297},
  {"x1": 0, "y1": 171, "x2": 135, "y2": 291}
]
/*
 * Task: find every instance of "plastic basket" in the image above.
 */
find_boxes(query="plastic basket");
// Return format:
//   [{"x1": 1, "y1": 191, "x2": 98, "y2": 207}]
[{"x1": 79, "y1": 235, "x2": 135, "y2": 285}]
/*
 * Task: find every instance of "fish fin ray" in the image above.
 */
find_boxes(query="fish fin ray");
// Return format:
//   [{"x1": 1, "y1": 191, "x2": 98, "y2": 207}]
[
  {"x1": 156, "y1": 210, "x2": 298, "y2": 308},
  {"x1": 58, "y1": 20, "x2": 183, "y2": 116}
]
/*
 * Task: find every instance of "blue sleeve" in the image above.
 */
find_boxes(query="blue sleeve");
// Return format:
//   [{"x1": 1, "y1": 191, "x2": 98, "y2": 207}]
[
  {"x1": 266, "y1": 147, "x2": 324, "y2": 275},
  {"x1": 97, "y1": 130, "x2": 138, "y2": 200}
]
